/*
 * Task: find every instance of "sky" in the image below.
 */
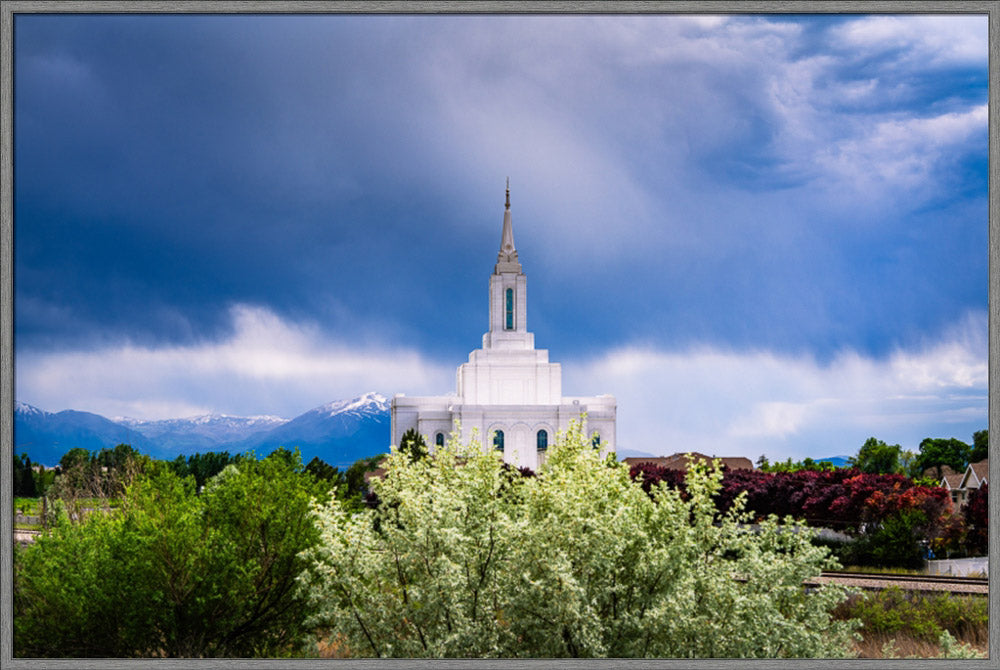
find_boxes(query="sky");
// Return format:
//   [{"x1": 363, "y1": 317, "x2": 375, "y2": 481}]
[{"x1": 13, "y1": 12, "x2": 989, "y2": 462}]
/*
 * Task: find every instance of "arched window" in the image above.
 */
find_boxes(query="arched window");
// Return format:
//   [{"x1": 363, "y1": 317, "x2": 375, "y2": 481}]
[
  {"x1": 537, "y1": 429, "x2": 548, "y2": 451},
  {"x1": 592, "y1": 434, "x2": 601, "y2": 448},
  {"x1": 493, "y1": 430, "x2": 505, "y2": 451},
  {"x1": 505, "y1": 288, "x2": 514, "y2": 330},
  {"x1": 435, "y1": 433, "x2": 445, "y2": 448}
]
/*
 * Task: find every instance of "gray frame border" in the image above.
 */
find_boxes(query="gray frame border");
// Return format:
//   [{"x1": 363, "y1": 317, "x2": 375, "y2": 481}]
[{"x1": 1, "y1": 1, "x2": 996, "y2": 669}]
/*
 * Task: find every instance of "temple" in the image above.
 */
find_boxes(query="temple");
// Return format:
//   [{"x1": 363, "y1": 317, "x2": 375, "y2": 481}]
[{"x1": 390, "y1": 184, "x2": 616, "y2": 469}]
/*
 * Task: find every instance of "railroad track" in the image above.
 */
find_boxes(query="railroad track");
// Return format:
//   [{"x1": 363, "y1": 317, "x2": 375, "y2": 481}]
[{"x1": 813, "y1": 570, "x2": 988, "y2": 596}]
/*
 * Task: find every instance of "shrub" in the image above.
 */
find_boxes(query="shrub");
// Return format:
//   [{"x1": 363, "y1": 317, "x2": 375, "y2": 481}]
[
  {"x1": 835, "y1": 587, "x2": 987, "y2": 645},
  {"x1": 14, "y1": 450, "x2": 332, "y2": 657},
  {"x1": 299, "y1": 421, "x2": 857, "y2": 658}
]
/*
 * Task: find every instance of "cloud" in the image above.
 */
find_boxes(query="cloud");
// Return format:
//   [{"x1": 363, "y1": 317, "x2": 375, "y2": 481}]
[
  {"x1": 830, "y1": 15, "x2": 987, "y2": 66},
  {"x1": 15, "y1": 301, "x2": 986, "y2": 465},
  {"x1": 564, "y1": 310, "x2": 987, "y2": 460},
  {"x1": 13, "y1": 14, "x2": 988, "y2": 416},
  {"x1": 815, "y1": 104, "x2": 987, "y2": 197},
  {"x1": 16, "y1": 304, "x2": 455, "y2": 420}
]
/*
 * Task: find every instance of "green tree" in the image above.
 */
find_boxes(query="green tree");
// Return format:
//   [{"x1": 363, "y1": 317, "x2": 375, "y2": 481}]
[
  {"x1": 344, "y1": 453, "x2": 386, "y2": 497},
  {"x1": 14, "y1": 450, "x2": 331, "y2": 657},
  {"x1": 970, "y1": 430, "x2": 988, "y2": 463},
  {"x1": 398, "y1": 427, "x2": 429, "y2": 462},
  {"x1": 58, "y1": 446, "x2": 91, "y2": 472},
  {"x1": 914, "y1": 438, "x2": 971, "y2": 479},
  {"x1": 305, "y1": 456, "x2": 342, "y2": 484},
  {"x1": 299, "y1": 422, "x2": 857, "y2": 658},
  {"x1": 185, "y1": 451, "x2": 236, "y2": 490},
  {"x1": 849, "y1": 438, "x2": 902, "y2": 475},
  {"x1": 14, "y1": 453, "x2": 38, "y2": 497}
]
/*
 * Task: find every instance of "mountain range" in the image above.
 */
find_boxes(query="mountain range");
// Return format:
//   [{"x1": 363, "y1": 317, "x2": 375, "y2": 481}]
[
  {"x1": 15, "y1": 395, "x2": 821, "y2": 470},
  {"x1": 14, "y1": 392, "x2": 392, "y2": 468}
]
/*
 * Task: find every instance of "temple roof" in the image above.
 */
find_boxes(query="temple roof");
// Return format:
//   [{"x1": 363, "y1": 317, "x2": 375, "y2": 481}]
[{"x1": 495, "y1": 179, "x2": 522, "y2": 274}]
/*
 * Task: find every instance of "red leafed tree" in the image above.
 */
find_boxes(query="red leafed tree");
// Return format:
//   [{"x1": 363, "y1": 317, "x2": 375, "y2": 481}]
[
  {"x1": 631, "y1": 463, "x2": 955, "y2": 536},
  {"x1": 962, "y1": 483, "x2": 988, "y2": 555}
]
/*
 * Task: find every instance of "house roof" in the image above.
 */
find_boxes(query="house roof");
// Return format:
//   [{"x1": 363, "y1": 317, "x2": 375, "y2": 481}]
[
  {"x1": 961, "y1": 458, "x2": 989, "y2": 489},
  {"x1": 622, "y1": 453, "x2": 753, "y2": 472},
  {"x1": 941, "y1": 473, "x2": 964, "y2": 490},
  {"x1": 923, "y1": 464, "x2": 958, "y2": 479}
]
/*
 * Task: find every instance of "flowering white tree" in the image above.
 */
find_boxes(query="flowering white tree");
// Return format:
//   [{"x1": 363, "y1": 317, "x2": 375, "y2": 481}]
[{"x1": 298, "y1": 421, "x2": 858, "y2": 658}]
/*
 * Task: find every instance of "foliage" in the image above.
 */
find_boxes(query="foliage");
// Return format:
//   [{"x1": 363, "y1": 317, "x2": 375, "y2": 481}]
[
  {"x1": 14, "y1": 453, "x2": 38, "y2": 497},
  {"x1": 914, "y1": 437, "x2": 970, "y2": 479},
  {"x1": 970, "y1": 429, "x2": 988, "y2": 463},
  {"x1": 757, "y1": 456, "x2": 838, "y2": 473},
  {"x1": 834, "y1": 587, "x2": 987, "y2": 645},
  {"x1": 14, "y1": 449, "x2": 332, "y2": 657},
  {"x1": 849, "y1": 438, "x2": 903, "y2": 475},
  {"x1": 632, "y1": 464, "x2": 956, "y2": 568},
  {"x1": 305, "y1": 456, "x2": 342, "y2": 483},
  {"x1": 961, "y1": 483, "x2": 988, "y2": 555},
  {"x1": 45, "y1": 444, "x2": 148, "y2": 513},
  {"x1": 14, "y1": 497, "x2": 42, "y2": 516},
  {"x1": 299, "y1": 422, "x2": 857, "y2": 658},
  {"x1": 398, "y1": 427, "x2": 429, "y2": 462},
  {"x1": 169, "y1": 450, "x2": 239, "y2": 490},
  {"x1": 841, "y1": 509, "x2": 930, "y2": 569}
]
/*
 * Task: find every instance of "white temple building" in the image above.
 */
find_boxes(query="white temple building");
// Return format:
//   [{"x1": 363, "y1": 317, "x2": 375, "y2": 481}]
[{"x1": 391, "y1": 184, "x2": 616, "y2": 470}]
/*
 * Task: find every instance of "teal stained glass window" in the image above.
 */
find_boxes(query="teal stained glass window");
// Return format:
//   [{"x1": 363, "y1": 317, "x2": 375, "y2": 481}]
[
  {"x1": 537, "y1": 429, "x2": 548, "y2": 451},
  {"x1": 505, "y1": 288, "x2": 513, "y2": 330},
  {"x1": 436, "y1": 433, "x2": 445, "y2": 448},
  {"x1": 592, "y1": 434, "x2": 601, "y2": 448},
  {"x1": 494, "y1": 430, "x2": 505, "y2": 451}
]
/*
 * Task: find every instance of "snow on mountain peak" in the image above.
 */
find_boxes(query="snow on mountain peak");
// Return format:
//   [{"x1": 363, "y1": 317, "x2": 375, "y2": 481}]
[
  {"x1": 317, "y1": 392, "x2": 389, "y2": 417},
  {"x1": 15, "y1": 401, "x2": 47, "y2": 417}
]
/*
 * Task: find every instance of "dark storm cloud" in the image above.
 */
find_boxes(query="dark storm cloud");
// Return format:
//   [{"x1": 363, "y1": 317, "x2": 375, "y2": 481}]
[
  {"x1": 14, "y1": 15, "x2": 491, "y2": 356},
  {"x1": 12, "y1": 13, "x2": 988, "y2": 459}
]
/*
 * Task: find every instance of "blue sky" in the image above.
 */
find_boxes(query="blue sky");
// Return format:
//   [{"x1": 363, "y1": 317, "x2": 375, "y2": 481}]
[{"x1": 14, "y1": 12, "x2": 989, "y2": 461}]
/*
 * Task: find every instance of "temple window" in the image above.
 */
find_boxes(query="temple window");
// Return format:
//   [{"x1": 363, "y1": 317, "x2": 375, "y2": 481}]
[
  {"x1": 537, "y1": 429, "x2": 548, "y2": 451},
  {"x1": 505, "y1": 288, "x2": 514, "y2": 330}
]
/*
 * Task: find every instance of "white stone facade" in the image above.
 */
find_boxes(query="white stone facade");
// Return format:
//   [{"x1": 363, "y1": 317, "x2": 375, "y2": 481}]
[{"x1": 391, "y1": 186, "x2": 616, "y2": 470}]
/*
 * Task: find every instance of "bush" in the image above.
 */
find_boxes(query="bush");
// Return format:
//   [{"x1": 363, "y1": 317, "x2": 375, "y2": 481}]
[
  {"x1": 299, "y1": 421, "x2": 857, "y2": 658},
  {"x1": 14, "y1": 450, "x2": 332, "y2": 657},
  {"x1": 835, "y1": 587, "x2": 987, "y2": 644},
  {"x1": 842, "y1": 509, "x2": 929, "y2": 569}
]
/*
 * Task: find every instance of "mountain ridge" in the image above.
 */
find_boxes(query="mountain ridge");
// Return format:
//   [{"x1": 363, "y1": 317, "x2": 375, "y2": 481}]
[{"x1": 15, "y1": 393, "x2": 392, "y2": 468}]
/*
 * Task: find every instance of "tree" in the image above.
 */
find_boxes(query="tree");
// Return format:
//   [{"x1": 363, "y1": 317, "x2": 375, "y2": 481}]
[
  {"x1": 849, "y1": 437, "x2": 902, "y2": 474},
  {"x1": 962, "y1": 483, "x2": 988, "y2": 556},
  {"x1": 914, "y1": 438, "x2": 971, "y2": 479},
  {"x1": 398, "y1": 427, "x2": 429, "y2": 462},
  {"x1": 305, "y1": 456, "x2": 342, "y2": 483},
  {"x1": 970, "y1": 430, "x2": 988, "y2": 463},
  {"x1": 58, "y1": 446, "x2": 91, "y2": 472},
  {"x1": 299, "y1": 422, "x2": 857, "y2": 658},
  {"x1": 14, "y1": 453, "x2": 38, "y2": 497},
  {"x1": 14, "y1": 450, "x2": 332, "y2": 657},
  {"x1": 184, "y1": 451, "x2": 237, "y2": 490}
]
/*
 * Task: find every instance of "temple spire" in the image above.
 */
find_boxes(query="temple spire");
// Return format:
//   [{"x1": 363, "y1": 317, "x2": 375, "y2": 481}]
[{"x1": 496, "y1": 178, "x2": 520, "y2": 273}]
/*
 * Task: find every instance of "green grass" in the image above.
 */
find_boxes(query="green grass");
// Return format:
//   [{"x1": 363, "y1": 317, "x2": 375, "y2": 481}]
[
  {"x1": 14, "y1": 497, "x2": 42, "y2": 516},
  {"x1": 834, "y1": 564, "x2": 924, "y2": 576}
]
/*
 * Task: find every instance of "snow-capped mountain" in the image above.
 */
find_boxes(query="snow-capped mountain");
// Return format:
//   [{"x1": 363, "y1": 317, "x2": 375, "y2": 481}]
[
  {"x1": 15, "y1": 401, "x2": 155, "y2": 466},
  {"x1": 14, "y1": 393, "x2": 392, "y2": 468},
  {"x1": 116, "y1": 413, "x2": 289, "y2": 453},
  {"x1": 235, "y1": 392, "x2": 391, "y2": 466}
]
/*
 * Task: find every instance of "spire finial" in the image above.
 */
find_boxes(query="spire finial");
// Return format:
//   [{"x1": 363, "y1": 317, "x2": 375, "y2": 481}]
[{"x1": 505, "y1": 177, "x2": 510, "y2": 210}]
